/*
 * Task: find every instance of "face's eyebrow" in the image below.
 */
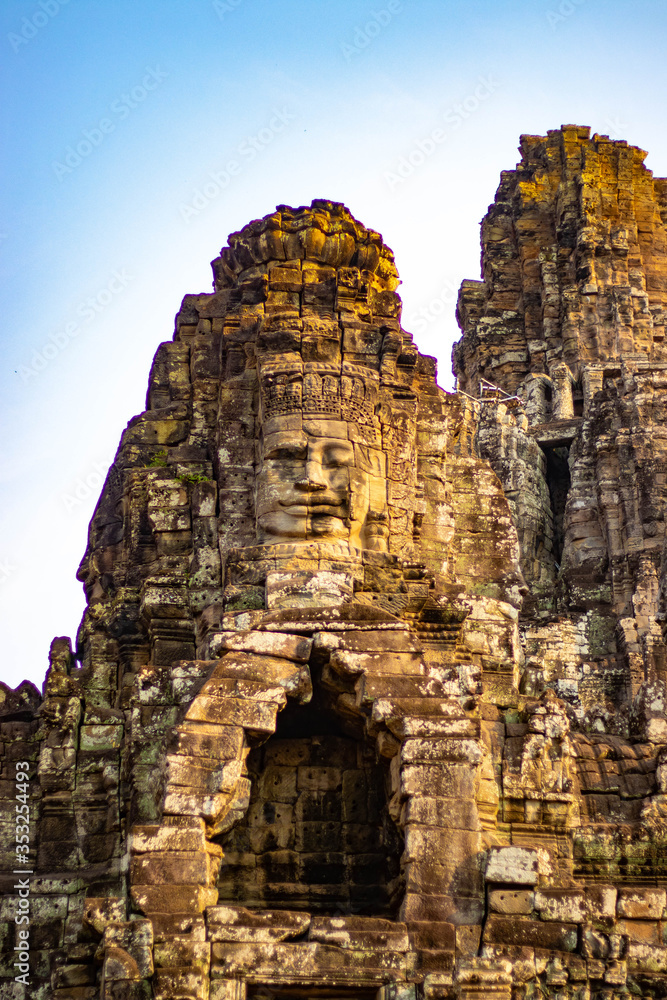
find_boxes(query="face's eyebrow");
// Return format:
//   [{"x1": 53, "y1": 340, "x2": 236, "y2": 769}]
[{"x1": 262, "y1": 431, "x2": 308, "y2": 458}]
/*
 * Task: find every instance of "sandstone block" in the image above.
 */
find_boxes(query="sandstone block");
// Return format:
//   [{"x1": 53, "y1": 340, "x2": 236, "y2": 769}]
[
  {"x1": 184, "y1": 696, "x2": 280, "y2": 732},
  {"x1": 616, "y1": 919, "x2": 660, "y2": 944},
  {"x1": 330, "y1": 649, "x2": 424, "y2": 677},
  {"x1": 407, "y1": 921, "x2": 455, "y2": 950},
  {"x1": 374, "y1": 699, "x2": 471, "y2": 730},
  {"x1": 79, "y1": 725, "x2": 124, "y2": 751},
  {"x1": 257, "y1": 764, "x2": 298, "y2": 800},
  {"x1": 131, "y1": 823, "x2": 206, "y2": 854},
  {"x1": 162, "y1": 786, "x2": 234, "y2": 818},
  {"x1": 218, "y1": 632, "x2": 312, "y2": 662},
  {"x1": 266, "y1": 570, "x2": 354, "y2": 609},
  {"x1": 149, "y1": 912, "x2": 206, "y2": 941},
  {"x1": 210, "y1": 941, "x2": 407, "y2": 979},
  {"x1": 402, "y1": 860, "x2": 484, "y2": 897},
  {"x1": 533, "y1": 886, "x2": 617, "y2": 923},
  {"x1": 166, "y1": 754, "x2": 243, "y2": 794},
  {"x1": 206, "y1": 906, "x2": 310, "y2": 942},
  {"x1": 130, "y1": 884, "x2": 218, "y2": 915},
  {"x1": 626, "y1": 941, "x2": 667, "y2": 974},
  {"x1": 209, "y1": 981, "x2": 247, "y2": 1000},
  {"x1": 153, "y1": 967, "x2": 206, "y2": 1000},
  {"x1": 617, "y1": 887, "x2": 666, "y2": 919},
  {"x1": 455, "y1": 924, "x2": 482, "y2": 957},
  {"x1": 403, "y1": 826, "x2": 481, "y2": 866},
  {"x1": 297, "y1": 766, "x2": 341, "y2": 791},
  {"x1": 400, "y1": 764, "x2": 476, "y2": 800},
  {"x1": 211, "y1": 651, "x2": 309, "y2": 686},
  {"x1": 485, "y1": 847, "x2": 539, "y2": 885},
  {"x1": 200, "y1": 676, "x2": 288, "y2": 703},
  {"x1": 401, "y1": 738, "x2": 483, "y2": 766},
  {"x1": 174, "y1": 722, "x2": 245, "y2": 761},
  {"x1": 394, "y1": 717, "x2": 480, "y2": 738},
  {"x1": 52, "y1": 964, "x2": 96, "y2": 987},
  {"x1": 455, "y1": 957, "x2": 512, "y2": 990},
  {"x1": 130, "y1": 850, "x2": 216, "y2": 886},
  {"x1": 153, "y1": 936, "x2": 210, "y2": 969},
  {"x1": 413, "y1": 949, "x2": 457, "y2": 975},
  {"x1": 400, "y1": 892, "x2": 484, "y2": 925},
  {"x1": 101, "y1": 946, "x2": 142, "y2": 983},
  {"x1": 355, "y1": 673, "x2": 443, "y2": 704},
  {"x1": 488, "y1": 890, "x2": 533, "y2": 915},
  {"x1": 309, "y1": 915, "x2": 410, "y2": 951},
  {"x1": 483, "y1": 915, "x2": 578, "y2": 952},
  {"x1": 316, "y1": 630, "x2": 421, "y2": 654},
  {"x1": 51, "y1": 988, "x2": 99, "y2": 1000},
  {"x1": 422, "y1": 972, "x2": 454, "y2": 997}
]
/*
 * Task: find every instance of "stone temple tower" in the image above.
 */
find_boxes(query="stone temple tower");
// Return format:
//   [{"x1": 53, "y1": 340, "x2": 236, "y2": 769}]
[
  {"x1": 2, "y1": 133, "x2": 667, "y2": 1000},
  {"x1": 454, "y1": 124, "x2": 667, "y2": 724}
]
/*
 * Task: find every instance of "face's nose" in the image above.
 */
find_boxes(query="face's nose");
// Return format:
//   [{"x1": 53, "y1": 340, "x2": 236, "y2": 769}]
[{"x1": 296, "y1": 459, "x2": 327, "y2": 491}]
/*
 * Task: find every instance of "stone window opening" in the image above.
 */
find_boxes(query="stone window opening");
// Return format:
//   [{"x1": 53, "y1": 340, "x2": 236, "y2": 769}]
[
  {"x1": 214, "y1": 673, "x2": 403, "y2": 917},
  {"x1": 543, "y1": 444, "x2": 571, "y2": 566}
]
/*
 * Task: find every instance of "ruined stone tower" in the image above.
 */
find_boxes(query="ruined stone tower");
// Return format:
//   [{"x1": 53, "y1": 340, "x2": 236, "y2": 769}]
[{"x1": 2, "y1": 129, "x2": 667, "y2": 1000}]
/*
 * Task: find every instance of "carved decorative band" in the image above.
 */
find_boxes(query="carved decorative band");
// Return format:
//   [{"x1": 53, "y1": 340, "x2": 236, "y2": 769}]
[{"x1": 260, "y1": 372, "x2": 378, "y2": 424}]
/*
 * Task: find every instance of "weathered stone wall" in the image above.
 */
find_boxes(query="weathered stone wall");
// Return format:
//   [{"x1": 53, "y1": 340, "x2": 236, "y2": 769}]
[
  {"x1": 450, "y1": 126, "x2": 667, "y2": 993},
  {"x1": 2, "y1": 160, "x2": 667, "y2": 1000},
  {"x1": 454, "y1": 126, "x2": 667, "y2": 720}
]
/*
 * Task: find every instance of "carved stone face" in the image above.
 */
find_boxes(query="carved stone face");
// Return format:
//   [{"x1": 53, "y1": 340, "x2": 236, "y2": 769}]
[{"x1": 255, "y1": 416, "x2": 381, "y2": 546}]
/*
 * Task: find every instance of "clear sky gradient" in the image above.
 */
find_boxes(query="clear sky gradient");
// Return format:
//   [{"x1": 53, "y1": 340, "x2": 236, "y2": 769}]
[{"x1": 2, "y1": 0, "x2": 666, "y2": 687}]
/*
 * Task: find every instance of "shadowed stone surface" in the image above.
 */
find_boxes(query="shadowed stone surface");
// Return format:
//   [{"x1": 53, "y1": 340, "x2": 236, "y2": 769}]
[{"x1": 2, "y1": 138, "x2": 667, "y2": 998}]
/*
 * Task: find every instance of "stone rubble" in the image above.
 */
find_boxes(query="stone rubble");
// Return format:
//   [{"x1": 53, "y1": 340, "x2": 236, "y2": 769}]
[{"x1": 2, "y1": 130, "x2": 667, "y2": 998}]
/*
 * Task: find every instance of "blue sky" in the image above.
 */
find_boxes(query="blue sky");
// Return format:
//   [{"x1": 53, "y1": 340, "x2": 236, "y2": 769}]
[{"x1": 2, "y1": 0, "x2": 666, "y2": 687}]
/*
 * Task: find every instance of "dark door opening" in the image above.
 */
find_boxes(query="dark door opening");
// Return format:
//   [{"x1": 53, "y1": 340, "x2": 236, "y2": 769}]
[
  {"x1": 544, "y1": 445, "x2": 571, "y2": 565},
  {"x1": 215, "y1": 683, "x2": 403, "y2": 916}
]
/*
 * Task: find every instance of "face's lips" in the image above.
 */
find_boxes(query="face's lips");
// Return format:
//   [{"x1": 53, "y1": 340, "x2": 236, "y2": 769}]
[
  {"x1": 279, "y1": 495, "x2": 347, "y2": 514},
  {"x1": 281, "y1": 503, "x2": 345, "y2": 513},
  {"x1": 280, "y1": 492, "x2": 344, "y2": 506}
]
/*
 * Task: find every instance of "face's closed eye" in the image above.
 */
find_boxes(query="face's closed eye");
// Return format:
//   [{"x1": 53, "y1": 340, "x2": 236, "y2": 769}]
[
  {"x1": 319, "y1": 442, "x2": 355, "y2": 468},
  {"x1": 264, "y1": 443, "x2": 308, "y2": 462},
  {"x1": 262, "y1": 433, "x2": 355, "y2": 469},
  {"x1": 262, "y1": 432, "x2": 308, "y2": 463}
]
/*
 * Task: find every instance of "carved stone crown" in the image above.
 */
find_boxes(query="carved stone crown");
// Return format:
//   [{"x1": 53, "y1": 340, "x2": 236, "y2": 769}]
[
  {"x1": 260, "y1": 369, "x2": 379, "y2": 425},
  {"x1": 211, "y1": 199, "x2": 400, "y2": 292}
]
